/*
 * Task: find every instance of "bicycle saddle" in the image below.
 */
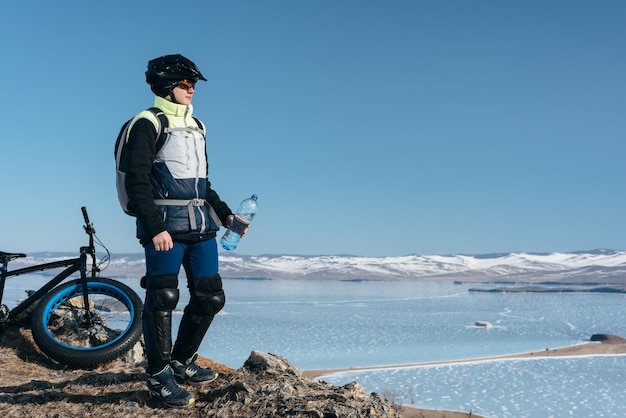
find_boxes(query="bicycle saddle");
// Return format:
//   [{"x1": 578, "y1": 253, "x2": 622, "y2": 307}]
[{"x1": 0, "y1": 251, "x2": 27, "y2": 264}]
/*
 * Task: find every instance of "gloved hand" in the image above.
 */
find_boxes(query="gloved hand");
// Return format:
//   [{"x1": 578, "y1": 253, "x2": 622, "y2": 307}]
[{"x1": 226, "y1": 215, "x2": 249, "y2": 237}]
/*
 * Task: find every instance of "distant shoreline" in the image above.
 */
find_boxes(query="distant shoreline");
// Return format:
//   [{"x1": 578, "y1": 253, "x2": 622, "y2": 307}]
[
  {"x1": 468, "y1": 284, "x2": 626, "y2": 293},
  {"x1": 303, "y1": 334, "x2": 626, "y2": 379}
]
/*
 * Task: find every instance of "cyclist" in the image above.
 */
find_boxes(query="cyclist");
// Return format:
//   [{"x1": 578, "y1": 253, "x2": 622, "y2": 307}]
[{"x1": 122, "y1": 54, "x2": 235, "y2": 407}]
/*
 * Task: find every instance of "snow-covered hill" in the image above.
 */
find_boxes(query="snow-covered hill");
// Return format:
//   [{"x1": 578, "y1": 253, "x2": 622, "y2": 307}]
[{"x1": 13, "y1": 249, "x2": 626, "y2": 283}]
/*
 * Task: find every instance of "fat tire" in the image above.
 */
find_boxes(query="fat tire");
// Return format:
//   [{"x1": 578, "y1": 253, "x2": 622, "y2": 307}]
[{"x1": 31, "y1": 277, "x2": 143, "y2": 368}]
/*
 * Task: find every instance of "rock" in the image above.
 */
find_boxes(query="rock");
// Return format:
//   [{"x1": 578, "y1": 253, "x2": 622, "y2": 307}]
[
  {"x1": 243, "y1": 350, "x2": 300, "y2": 375},
  {"x1": 589, "y1": 333, "x2": 626, "y2": 343},
  {"x1": 66, "y1": 296, "x2": 95, "y2": 310},
  {"x1": 199, "y1": 350, "x2": 402, "y2": 417},
  {"x1": 591, "y1": 334, "x2": 608, "y2": 341},
  {"x1": 119, "y1": 340, "x2": 145, "y2": 366}
]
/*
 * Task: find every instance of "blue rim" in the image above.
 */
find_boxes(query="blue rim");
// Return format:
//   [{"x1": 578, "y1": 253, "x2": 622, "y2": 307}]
[{"x1": 41, "y1": 281, "x2": 136, "y2": 351}]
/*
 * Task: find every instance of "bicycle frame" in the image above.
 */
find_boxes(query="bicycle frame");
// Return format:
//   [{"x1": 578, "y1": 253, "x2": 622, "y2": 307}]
[{"x1": 0, "y1": 251, "x2": 90, "y2": 321}]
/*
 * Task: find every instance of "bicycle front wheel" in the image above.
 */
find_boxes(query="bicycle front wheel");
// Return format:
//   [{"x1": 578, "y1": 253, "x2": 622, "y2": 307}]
[{"x1": 31, "y1": 277, "x2": 143, "y2": 368}]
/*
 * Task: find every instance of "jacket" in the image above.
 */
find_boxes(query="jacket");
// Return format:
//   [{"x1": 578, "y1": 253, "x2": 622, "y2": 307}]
[{"x1": 124, "y1": 96, "x2": 232, "y2": 244}]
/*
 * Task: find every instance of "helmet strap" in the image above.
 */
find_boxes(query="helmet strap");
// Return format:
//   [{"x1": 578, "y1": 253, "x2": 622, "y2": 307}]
[{"x1": 168, "y1": 86, "x2": 179, "y2": 104}]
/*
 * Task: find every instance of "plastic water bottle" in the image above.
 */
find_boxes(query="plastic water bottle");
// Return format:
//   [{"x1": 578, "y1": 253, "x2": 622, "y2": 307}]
[{"x1": 220, "y1": 194, "x2": 259, "y2": 251}]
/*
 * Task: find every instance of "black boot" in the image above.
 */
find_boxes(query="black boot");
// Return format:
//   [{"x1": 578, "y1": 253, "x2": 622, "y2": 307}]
[
  {"x1": 170, "y1": 312, "x2": 218, "y2": 385},
  {"x1": 172, "y1": 274, "x2": 224, "y2": 361},
  {"x1": 143, "y1": 310, "x2": 174, "y2": 374},
  {"x1": 172, "y1": 311, "x2": 212, "y2": 361}
]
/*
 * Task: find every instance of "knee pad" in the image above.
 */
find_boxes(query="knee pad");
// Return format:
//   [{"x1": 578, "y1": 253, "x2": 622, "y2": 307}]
[
  {"x1": 189, "y1": 274, "x2": 225, "y2": 316},
  {"x1": 144, "y1": 275, "x2": 179, "y2": 312}
]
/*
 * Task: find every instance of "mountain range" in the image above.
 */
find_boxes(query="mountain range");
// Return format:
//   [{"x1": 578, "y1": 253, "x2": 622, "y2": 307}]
[{"x1": 15, "y1": 249, "x2": 626, "y2": 284}]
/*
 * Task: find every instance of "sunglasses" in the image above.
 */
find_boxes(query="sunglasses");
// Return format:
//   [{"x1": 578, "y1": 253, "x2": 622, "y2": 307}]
[{"x1": 176, "y1": 80, "x2": 195, "y2": 92}]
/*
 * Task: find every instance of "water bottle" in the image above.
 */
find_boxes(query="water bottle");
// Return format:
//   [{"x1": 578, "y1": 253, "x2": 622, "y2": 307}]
[{"x1": 220, "y1": 194, "x2": 259, "y2": 251}]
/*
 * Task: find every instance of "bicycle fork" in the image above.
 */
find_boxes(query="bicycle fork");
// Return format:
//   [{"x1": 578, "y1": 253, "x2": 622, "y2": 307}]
[
  {"x1": 0, "y1": 264, "x2": 10, "y2": 322},
  {"x1": 78, "y1": 247, "x2": 96, "y2": 327}
]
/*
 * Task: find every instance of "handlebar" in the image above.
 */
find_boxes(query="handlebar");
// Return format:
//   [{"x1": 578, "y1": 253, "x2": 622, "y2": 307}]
[
  {"x1": 81, "y1": 206, "x2": 90, "y2": 226},
  {"x1": 81, "y1": 206, "x2": 96, "y2": 236},
  {"x1": 80, "y1": 206, "x2": 100, "y2": 274}
]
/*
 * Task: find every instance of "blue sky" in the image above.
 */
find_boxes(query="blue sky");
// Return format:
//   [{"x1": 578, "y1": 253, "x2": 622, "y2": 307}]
[{"x1": 1, "y1": 1, "x2": 624, "y2": 257}]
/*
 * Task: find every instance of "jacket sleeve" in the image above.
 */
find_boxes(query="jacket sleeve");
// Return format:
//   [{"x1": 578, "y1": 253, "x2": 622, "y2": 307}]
[
  {"x1": 124, "y1": 118, "x2": 167, "y2": 239},
  {"x1": 206, "y1": 182, "x2": 233, "y2": 226}
]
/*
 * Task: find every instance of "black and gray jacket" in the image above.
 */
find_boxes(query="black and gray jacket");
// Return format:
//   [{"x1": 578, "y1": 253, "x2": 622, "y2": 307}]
[{"x1": 124, "y1": 96, "x2": 232, "y2": 244}]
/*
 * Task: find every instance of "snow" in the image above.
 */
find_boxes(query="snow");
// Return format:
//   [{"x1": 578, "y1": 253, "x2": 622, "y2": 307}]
[{"x1": 12, "y1": 249, "x2": 626, "y2": 282}]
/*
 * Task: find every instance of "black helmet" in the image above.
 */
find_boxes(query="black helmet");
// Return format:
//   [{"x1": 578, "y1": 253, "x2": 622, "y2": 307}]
[{"x1": 145, "y1": 54, "x2": 207, "y2": 97}]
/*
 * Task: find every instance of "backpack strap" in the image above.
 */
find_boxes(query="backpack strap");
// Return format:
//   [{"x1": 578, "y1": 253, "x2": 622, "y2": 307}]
[
  {"x1": 151, "y1": 108, "x2": 171, "y2": 152},
  {"x1": 127, "y1": 107, "x2": 169, "y2": 154},
  {"x1": 192, "y1": 116, "x2": 206, "y2": 138}
]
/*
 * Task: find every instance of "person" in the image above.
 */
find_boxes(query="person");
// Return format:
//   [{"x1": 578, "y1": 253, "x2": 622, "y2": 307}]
[{"x1": 122, "y1": 54, "x2": 235, "y2": 407}]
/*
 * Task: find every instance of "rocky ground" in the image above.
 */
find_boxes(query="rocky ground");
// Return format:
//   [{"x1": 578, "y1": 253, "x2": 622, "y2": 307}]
[{"x1": 0, "y1": 322, "x2": 480, "y2": 418}]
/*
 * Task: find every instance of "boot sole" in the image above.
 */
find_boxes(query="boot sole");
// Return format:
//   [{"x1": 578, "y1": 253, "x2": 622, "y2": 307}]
[{"x1": 148, "y1": 389, "x2": 195, "y2": 407}]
